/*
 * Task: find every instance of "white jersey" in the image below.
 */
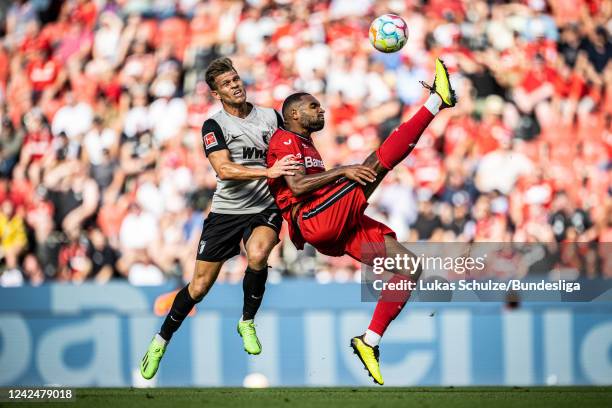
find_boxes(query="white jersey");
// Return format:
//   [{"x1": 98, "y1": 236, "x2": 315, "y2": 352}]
[{"x1": 202, "y1": 104, "x2": 282, "y2": 214}]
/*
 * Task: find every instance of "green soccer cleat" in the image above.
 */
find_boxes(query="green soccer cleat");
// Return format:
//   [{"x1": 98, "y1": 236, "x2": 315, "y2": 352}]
[
  {"x1": 140, "y1": 336, "x2": 167, "y2": 380},
  {"x1": 421, "y1": 58, "x2": 457, "y2": 108},
  {"x1": 350, "y1": 335, "x2": 384, "y2": 385},
  {"x1": 237, "y1": 320, "x2": 262, "y2": 355}
]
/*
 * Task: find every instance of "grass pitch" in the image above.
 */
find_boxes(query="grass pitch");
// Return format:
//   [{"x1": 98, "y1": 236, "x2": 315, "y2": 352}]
[{"x1": 19, "y1": 387, "x2": 612, "y2": 408}]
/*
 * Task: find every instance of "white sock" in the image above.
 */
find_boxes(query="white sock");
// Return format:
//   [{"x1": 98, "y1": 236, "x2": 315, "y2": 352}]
[
  {"x1": 363, "y1": 329, "x2": 381, "y2": 347},
  {"x1": 424, "y1": 93, "x2": 442, "y2": 115},
  {"x1": 155, "y1": 333, "x2": 168, "y2": 346},
  {"x1": 240, "y1": 316, "x2": 254, "y2": 323}
]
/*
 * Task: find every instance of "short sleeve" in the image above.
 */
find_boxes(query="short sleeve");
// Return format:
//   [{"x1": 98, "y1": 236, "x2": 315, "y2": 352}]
[
  {"x1": 201, "y1": 119, "x2": 228, "y2": 157},
  {"x1": 274, "y1": 110, "x2": 284, "y2": 129}
]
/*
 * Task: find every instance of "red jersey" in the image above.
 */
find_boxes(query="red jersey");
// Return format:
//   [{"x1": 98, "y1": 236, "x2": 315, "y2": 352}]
[
  {"x1": 267, "y1": 128, "x2": 344, "y2": 212},
  {"x1": 267, "y1": 129, "x2": 338, "y2": 211},
  {"x1": 268, "y1": 128, "x2": 396, "y2": 259},
  {"x1": 268, "y1": 129, "x2": 344, "y2": 247},
  {"x1": 267, "y1": 128, "x2": 336, "y2": 215}
]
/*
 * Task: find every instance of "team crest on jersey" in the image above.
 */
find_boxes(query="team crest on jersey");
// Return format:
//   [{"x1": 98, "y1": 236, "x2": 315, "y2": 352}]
[
  {"x1": 262, "y1": 130, "x2": 271, "y2": 144},
  {"x1": 204, "y1": 132, "x2": 218, "y2": 149}
]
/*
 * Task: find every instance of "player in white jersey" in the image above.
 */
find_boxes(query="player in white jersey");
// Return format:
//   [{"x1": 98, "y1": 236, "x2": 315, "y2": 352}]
[{"x1": 140, "y1": 58, "x2": 300, "y2": 380}]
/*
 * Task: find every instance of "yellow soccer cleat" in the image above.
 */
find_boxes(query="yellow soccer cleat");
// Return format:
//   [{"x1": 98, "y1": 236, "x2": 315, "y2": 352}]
[
  {"x1": 350, "y1": 335, "x2": 384, "y2": 385},
  {"x1": 421, "y1": 58, "x2": 457, "y2": 108}
]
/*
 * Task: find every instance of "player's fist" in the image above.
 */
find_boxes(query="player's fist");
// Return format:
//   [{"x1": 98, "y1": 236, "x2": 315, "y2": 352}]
[
  {"x1": 267, "y1": 154, "x2": 302, "y2": 178},
  {"x1": 342, "y1": 165, "x2": 377, "y2": 185}
]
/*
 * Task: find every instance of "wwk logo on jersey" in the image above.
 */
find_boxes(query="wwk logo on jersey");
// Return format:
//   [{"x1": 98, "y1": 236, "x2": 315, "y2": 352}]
[
  {"x1": 243, "y1": 147, "x2": 266, "y2": 159},
  {"x1": 204, "y1": 132, "x2": 218, "y2": 149}
]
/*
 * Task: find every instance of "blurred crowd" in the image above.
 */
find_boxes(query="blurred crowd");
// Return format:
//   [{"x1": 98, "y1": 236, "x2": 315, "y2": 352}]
[{"x1": 0, "y1": 0, "x2": 610, "y2": 287}]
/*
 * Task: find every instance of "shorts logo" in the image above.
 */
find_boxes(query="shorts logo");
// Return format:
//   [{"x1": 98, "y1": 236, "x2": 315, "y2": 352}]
[
  {"x1": 199, "y1": 240, "x2": 206, "y2": 254},
  {"x1": 283, "y1": 139, "x2": 292, "y2": 145},
  {"x1": 266, "y1": 212, "x2": 279, "y2": 229},
  {"x1": 204, "y1": 132, "x2": 218, "y2": 149}
]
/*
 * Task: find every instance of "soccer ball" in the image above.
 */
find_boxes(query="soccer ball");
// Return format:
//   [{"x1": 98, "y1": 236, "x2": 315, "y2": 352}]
[{"x1": 369, "y1": 14, "x2": 408, "y2": 53}]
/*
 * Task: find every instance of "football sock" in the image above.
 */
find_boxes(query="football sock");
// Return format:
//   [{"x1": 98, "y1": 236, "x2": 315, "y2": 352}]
[
  {"x1": 367, "y1": 274, "x2": 413, "y2": 338},
  {"x1": 364, "y1": 329, "x2": 382, "y2": 347},
  {"x1": 242, "y1": 266, "x2": 268, "y2": 321},
  {"x1": 159, "y1": 285, "x2": 199, "y2": 341},
  {"x1": 154, "y1": 333, "x2": 168, "y2": 346},
  {"x1": 375, "y1": 94, "x2": 440, "y2": 170},
  {"x1": 424, "y1": 93, "x2": 443, "y2": 115}
]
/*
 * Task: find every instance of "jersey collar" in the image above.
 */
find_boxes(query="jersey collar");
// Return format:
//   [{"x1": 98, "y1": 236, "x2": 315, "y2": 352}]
[
  {"x1": 223, "y1": 102, "x2": 255, "y2": 121},
  {"x1": 285, "y1": 129, "x2": 313, "y2": 143}
]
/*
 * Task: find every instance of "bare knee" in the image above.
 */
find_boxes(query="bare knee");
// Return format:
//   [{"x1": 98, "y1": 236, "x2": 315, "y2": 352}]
[
  {"x1": 247, "y1": 243, "x2": 274, "y2": 270},
  {"x1": 188, "y1": 278, "x2": 209, "y2": 301},
  {"x1": 190, "y1": 262, "x2": 222, "y2": 300},
  {"x1": 362, "y1": 151, "x2": 387, "y2": 173},
  {"x1": 408, "y1": 264, "x2": 422, "y2": 282},
  {"x1": 384, "y1": 236, "x2": 422, "y2": 281},
  {"x1": 361, "y1": 152, "x2": 388, "y2": 198}
]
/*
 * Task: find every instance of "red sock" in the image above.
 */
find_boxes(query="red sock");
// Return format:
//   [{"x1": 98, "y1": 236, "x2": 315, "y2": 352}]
[
  {"x1": 368, "y1": 274, "x2": 413, "y2": 336},
  {"x1": 375, "y1": 106, "x2": 434, "y2": 170}
]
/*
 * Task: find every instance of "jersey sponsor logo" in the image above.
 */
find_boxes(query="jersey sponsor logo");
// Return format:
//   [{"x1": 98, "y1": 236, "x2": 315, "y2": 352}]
[
  {"x1": 243, "y1": 147, "x2": 267, "y2": 159},
  {"x1": 204, "y1": 132, "x2": 218, "y2": 149},
  {"x1": 283, "y1": 139, "x2": 292, "y2": 145},
  {"x1": 305, "y1": 156, "x2": 324, "y2": 168}
]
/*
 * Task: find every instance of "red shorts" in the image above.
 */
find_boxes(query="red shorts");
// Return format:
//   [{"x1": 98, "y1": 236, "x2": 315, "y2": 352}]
[{"x1": 296, "y1": 181, "x2": 396, "y2": 265}]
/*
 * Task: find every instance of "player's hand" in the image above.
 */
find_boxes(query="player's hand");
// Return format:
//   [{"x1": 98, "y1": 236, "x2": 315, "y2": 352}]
[
  {"x1": 267, "y1": 154, "x2": 302, "y2": 178},
  {"x1": 342, "y1": 165, "x2": 377, "y2": 185}
]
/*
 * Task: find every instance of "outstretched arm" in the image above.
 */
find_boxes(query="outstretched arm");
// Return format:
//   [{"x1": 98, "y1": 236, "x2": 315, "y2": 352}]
[
  {"x1": 284, "y1": 165, "x2": 377, "y2": 197},
  {"x1": 209, "y1": 149, "x2": 300, "y2": 181}
]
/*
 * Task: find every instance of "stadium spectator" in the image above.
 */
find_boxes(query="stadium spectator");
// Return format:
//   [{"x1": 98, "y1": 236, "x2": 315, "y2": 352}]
[
  {"x1": 0, "y1": 199, "x2": 28, "y2": 278},
  {"x1": 0, "y1": 0, "x2": 609, "y2": 283},
  {"x1": 21, "y1": 253, "x2": 45, "y2": 286},
  {"x1": 0, "y1": 112, "x2": 24, "y2": 178},
  {"x1": 86, "y1": 227, "x2": 119, "y2": 283}
]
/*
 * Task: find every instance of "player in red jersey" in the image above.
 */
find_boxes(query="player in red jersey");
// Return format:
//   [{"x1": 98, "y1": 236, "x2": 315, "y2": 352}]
[{"x1": 267, "y1": 58, "x2": 456, "y2": 385}]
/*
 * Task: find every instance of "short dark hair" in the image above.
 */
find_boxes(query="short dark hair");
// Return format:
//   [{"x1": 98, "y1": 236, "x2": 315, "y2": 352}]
[
  {"x1": 205, "y1": 57, "x2": 237, "y2": 90},
  {"x1": 282, "y1": 92, "x2": 310, "y2": 119}
]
